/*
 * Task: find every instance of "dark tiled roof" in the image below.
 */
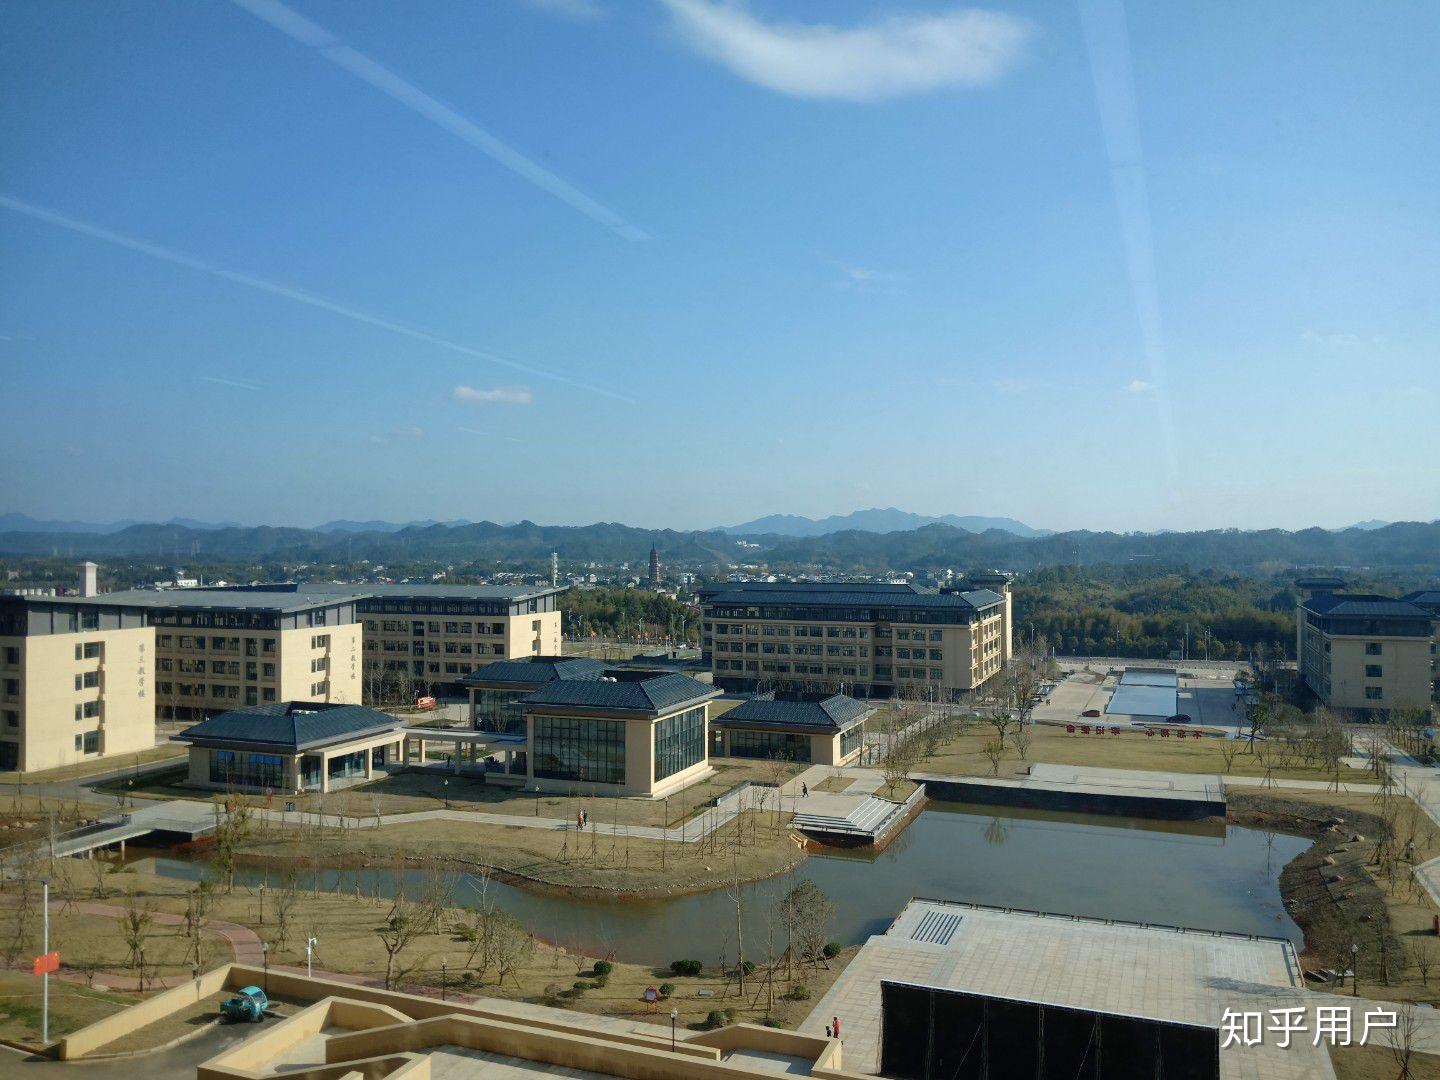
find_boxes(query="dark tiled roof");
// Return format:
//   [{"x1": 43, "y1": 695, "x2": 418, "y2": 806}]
[
  {"x1": 704, "y1": 581, "x2": 926, "y2": 594},
  {"x1": 705, "y1": 586, "x2": 1003, "y2": 611},
  {"x1": 717, "y1": 694, "x2": 873, "y2": 732},
  {"x1": 179, "y1": 702, "x2": 399, "y2": 750},
  {"x1": 521, "y1": 672, "x2": 719, "y2": 715},
  {"x1": 1400, "y1": 591, "x2": 1440, "y2": 612},
  {"x1": 289, "y1": 582, "x2": 564, "y2": 601},
  {"x1": 459, "y1": 656, "x2": 605, "y2": 687},
  {"x1": 43, "y1": 588, "x2": 365, "y2": 613},
  {"x1": 1302, "y1": 593, "x2": 1433, "y2": 618}
]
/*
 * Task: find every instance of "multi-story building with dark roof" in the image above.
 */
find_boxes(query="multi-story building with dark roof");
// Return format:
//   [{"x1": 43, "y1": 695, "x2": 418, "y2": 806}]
[
  {"x1": 229, "y1": 582, "x2": 565, "y2": 697},
  {"x1": 94, "y1": 587, "x2": 367, "y2": 721},
  {"x1": 698, "y1": 579, "x2": 1011, "y2": 699},
  {"x1": 1296, "y1": 578, "x2": 1436, "y2": 710},
  {"x1": 1401, "y1": 590, "x2": 1440, "y2": 697}
]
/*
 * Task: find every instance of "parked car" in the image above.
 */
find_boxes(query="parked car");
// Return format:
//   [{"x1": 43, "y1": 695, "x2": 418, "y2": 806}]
[
  {"x1": 220, "y1": 986, "x2": 268, "y2": 1023},
  {"x1": 1167, "y1": 713, "x2": 1192, "y2": 724},
  {"x1": 1082, "y1": 709, "x2": 1101, "y2": 718}
]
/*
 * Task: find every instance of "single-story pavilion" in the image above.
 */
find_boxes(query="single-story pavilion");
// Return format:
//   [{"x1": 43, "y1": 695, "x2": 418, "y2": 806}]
[
  {"x1": 519, "y1": 670, "x2": 721, "y2": 798},
  {"x1": 713, "y1": 693, "x2": 872, "y2": 766},
  {"x1": 178, "y1": 701, "x2": 404, "y2": 795}
]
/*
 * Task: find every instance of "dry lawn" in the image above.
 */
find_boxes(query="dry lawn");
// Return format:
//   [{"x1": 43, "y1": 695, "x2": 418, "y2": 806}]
[
  {"x1": 921, "y1": 722, "x2": 1355, "y2": 785},
  {"x1": 0, "y1": 745, "x2": 186, "y2": 787},
  {"x1": 239, "y1": 806, "x2": 806, "y2": 895}
]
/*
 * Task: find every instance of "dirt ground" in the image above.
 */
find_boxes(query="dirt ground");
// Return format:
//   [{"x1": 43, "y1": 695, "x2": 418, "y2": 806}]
[
  {"x1": 922, "y1": 722, "x2": 1353, "y2": 784},
  {"x1": 99, "y1": 758, "x2": 805, "y2": 830}
]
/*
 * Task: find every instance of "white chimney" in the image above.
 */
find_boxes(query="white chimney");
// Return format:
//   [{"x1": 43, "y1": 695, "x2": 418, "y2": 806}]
[{"x1": 80, "y1": 561, "x2": 98, "y2": 598}]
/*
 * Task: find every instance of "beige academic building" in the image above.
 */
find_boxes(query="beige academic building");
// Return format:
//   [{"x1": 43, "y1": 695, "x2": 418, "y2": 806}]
[
  {"x1": 88, "y1": 588, "x2": 367, "y2": 722},
  {"x1": 1296, "y1": 577, "x2": 1437, "y2": 712},
  {"x1": 699, "y1": 577, "x2": 1011, "y2": 700},
  {"x1": 0, "y1": 594, "x2": 157, "y2": 772}
]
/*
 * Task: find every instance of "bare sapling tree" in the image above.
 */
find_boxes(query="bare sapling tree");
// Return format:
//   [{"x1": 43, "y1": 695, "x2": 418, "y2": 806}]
[{"x1": 376, "y1": 887, "x2": 425, "y2": 990}]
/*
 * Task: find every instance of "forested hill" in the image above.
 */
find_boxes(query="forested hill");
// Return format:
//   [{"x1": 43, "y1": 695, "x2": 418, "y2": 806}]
[{"x1": 1, "y1": 518, "x2": 1438, "y2": 573}]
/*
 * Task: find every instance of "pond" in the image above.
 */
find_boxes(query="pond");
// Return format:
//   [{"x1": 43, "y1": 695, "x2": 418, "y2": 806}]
[{"x1": 136, "y1": 801, "x2": 1307, "y2": 967}]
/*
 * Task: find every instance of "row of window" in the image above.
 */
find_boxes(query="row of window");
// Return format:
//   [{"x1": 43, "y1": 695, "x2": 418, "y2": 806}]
[
  {"x1": 159, "y1": 635, "x2": 277, "y2": 655},
  {"x1": 211, "y1": 749, "x2": 284, "y2": 789},
  {"x1": 160, "y1": 682, "x2": 277, "y2": 703},
  {"x1": 533, "y1": 715, "x2": 626, "y2": 785},
  {"x1": 370, "y1": 619, "x2": 511, "y2": 635},
  {"x1": 161, "y1": 658, "x2": 276, "y2": 678},
  {"x1": 711, "y1": 623, "x2": 873, "y2": 639},
  {"x1": 368, "y1": 640, "x2": 507, "y2": 656}
]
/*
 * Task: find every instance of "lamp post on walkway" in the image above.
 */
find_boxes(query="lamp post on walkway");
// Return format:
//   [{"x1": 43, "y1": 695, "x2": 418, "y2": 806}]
[
  {"x1": 441, "y1": 958, "x2": 447, "y2": 1001},
  {"x1": 670, "y1": 1007, "x2": 677, "y2": 1051},
  {"x1": 262, "y1": 941, "x2": 269, "y2": 995},
  {"x1": 306, "y1": 936, "x2": 317, "y2": 978}
]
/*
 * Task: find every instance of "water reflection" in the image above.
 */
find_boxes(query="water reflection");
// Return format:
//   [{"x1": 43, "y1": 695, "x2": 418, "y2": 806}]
[{"x1": 134, "y1": 801, "x2": 1305, "y2": 966}]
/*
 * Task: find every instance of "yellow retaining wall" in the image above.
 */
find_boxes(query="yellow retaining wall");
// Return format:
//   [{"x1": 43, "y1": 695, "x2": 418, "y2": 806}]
[{"x1": 58, "y1": 963, "x2": 235, "y2": 1059}]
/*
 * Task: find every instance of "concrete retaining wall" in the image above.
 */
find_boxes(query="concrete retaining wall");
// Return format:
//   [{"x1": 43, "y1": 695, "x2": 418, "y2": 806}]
[{"x1": 918, "y1": 776, "x2": 1224, "y2": 820}]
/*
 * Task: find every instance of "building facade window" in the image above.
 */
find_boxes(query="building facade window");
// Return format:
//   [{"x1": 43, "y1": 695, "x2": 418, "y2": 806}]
[
  {"x1": 210, "y1": 749, "x2": 284, "y2": 789},
  {"x1": 1365, "y1": 686, "x2": 1383, "y2": 700},
  {"x1": 840, "y1": 722, "x2": 865, "y2": 759},
  {"x1": 1365, "y1": 665, "x2": 1383, "y2": 678},
  {"x1": 654, "y1": 706, "x2": 706, "y2": 782},
  {"x1": 533, "y1": 716, "x2": 625, "y2": 784},
  {"x1": 475, "y1": 688, "x2": 526, "y2": 734},
  {"x1": 727, "y1": 729, "x2": 811, "y2": 762},
  {"x1": 1366, "y1": 643, "x2": 1383, "y2": 656}
]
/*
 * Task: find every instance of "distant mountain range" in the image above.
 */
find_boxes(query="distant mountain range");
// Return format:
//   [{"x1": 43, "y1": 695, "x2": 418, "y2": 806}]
[
  {"x1": 2, "y1": 515, "x2": 1439, "y2": 574},
  {"x1": 720, "y1": 508, "x2": 1051, "y2": 539},
  {"x1": 0, "y1": 513, "x2": 242, "y2": 534},
  {"x1": 314, "y1": 519, "x2": 472, "y2": 534}
]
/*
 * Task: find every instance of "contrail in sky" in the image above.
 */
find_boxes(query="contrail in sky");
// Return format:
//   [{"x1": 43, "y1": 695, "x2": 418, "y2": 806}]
[
  {"x1": 0, "y1": 193, "x2": 637, "y2": 404},
  {"x1": 1078, "y1": 0, "x2": 1178, "y2": 482},
  {"x1": 229, "y1": 0, "x2": 649, "y2": 242}
]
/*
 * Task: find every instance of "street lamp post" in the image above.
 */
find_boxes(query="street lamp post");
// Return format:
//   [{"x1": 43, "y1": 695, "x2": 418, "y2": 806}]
[
  {"x1": 259, "y1": 882, "x2": 266, "y2": 925},
  {"x1": 306, "y1": 936, "x2": 317, "y2": 978},
  {"x1": 262, "y1": 941, "x2": 269, "y2": 995},
  {"x1": 441, "y1": 958, "x2": 447, "y2": 1001},
  {"x1": 1352, "y1": 943, "x2": 1359, "y2": 996},
  {"x1": 443, "y1": 778, "x2": 449, "y2": 810},
  {"x1": 670, "y1": 1007, "x2": 678, "y2": 1051}
]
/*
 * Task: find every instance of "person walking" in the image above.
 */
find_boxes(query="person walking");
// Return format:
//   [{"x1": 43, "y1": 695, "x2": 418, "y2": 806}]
[
  {"x1": 832, "y1": 1016, "x2": 841, "y2": 1039},
  {"x1": 801, "y1": 781, "x2": 809, "y2": 798}
]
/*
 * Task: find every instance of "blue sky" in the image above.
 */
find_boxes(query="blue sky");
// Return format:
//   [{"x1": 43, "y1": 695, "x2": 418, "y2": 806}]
[{"x1": 2, "y1": 0, "x2": 1437, "y2": 534}]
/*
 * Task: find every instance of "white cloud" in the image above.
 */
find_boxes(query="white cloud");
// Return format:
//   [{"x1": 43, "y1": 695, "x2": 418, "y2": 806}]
[
  {"x1": 519, "y1": 0, "x2": 605, "y2": 19},
  {"x1": 1125, "y1": 379, "x2": 1155, "y2": 393},
  {"x1": 658, "y1": 0, "x2": 1030, "y2": 102},
  {"x1": 454, "y1": 385, "x2": 535, "y2": 406}
]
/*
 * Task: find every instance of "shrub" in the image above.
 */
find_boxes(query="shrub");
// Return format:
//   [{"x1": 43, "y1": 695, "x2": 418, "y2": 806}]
[
  {"x1": 740, "y1": 960, "x2": 757, "y2": 976},
  {"x1": 786, "y1": 985, "x2": 810, "y2": 1001},
  {"x1": 594, "y1": 973, "x2": 609, "y2": 988},
  {"x1": 670, "y1": 959, "x2": 703, "y2": 977},
  {"x1": 659, "y1": 983, "x2": 675, "y2": 998},
  {"x1": 704, "y1": 1009, "x2": 728, "y2": 1030},
  {"x1": 573, "y1": 981, "x2": 589, "y2": 992},
  {"x1": 593, "y1": 960, "x2": 614, "y2": 976},
  {"x1": 724, "y1": 1008, "x2": 737, "y2": 1021},
  {"x1": 823, "y1": 941, "x2": 842, "y2": 959}
]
